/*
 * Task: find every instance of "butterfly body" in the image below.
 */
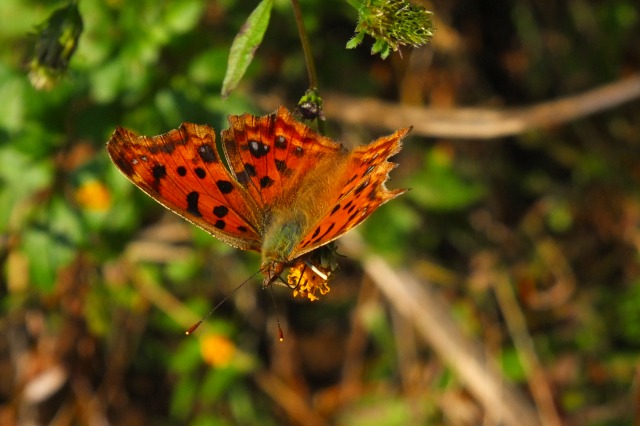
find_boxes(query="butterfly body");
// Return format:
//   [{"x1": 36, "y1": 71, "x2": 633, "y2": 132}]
[{"x1": 107, "y1": 107, "x2": 410, "y2": 295}]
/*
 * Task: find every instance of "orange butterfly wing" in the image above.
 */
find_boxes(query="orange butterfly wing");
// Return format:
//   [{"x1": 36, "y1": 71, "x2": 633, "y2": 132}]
[
  {"x1": 292, "y1": 127, "x2": 410, "y2": 257},
  {"x1": 107, "y1": 123, "x2": 263, "y2": 252},
  {"x1": 221, "y1": 106, "x2": 346, "y2": 208}
]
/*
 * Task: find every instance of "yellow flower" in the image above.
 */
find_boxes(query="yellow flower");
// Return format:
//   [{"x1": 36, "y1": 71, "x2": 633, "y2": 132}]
[
  {"x1": 288, "y1": 261, "x2": 332, "y2": 301},
  {"x1": 75, "y1": 180, "x2": 111, "y2": 211},
  {"x1": 200, "y1": 334, "x2": 236, "y2": 368}
]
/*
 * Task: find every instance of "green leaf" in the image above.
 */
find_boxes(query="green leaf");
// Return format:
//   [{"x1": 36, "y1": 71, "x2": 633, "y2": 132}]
[
  {"x1": 221, "y1": 0, "x2": 273, "y2": 98},
  {"x1": 346, "y1": 32, "x2": 364, "y2": 49}
]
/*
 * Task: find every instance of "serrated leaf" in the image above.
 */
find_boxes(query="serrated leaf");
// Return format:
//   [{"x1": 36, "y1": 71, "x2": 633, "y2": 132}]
[
  {"x1": 221, "y1": 0, "x2": 273, "y2": 98},
  {"x1": 346, "y1": 32, "x2": 364, "y2": 49}
]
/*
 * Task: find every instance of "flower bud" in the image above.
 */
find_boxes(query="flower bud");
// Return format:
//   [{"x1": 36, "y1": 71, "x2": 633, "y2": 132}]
[{"x1": 29, "y1": 2, "x2": 83, "y2": 90}]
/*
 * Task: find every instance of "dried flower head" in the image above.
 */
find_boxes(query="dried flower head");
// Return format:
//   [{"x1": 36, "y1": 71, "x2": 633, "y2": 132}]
[
  {"x1": 289, "y1": 244, "x2": 339, "y2": 301},
  {"x1": 296, "y1": 87, "x2": 325, "y2": 121},
  {"x1": 289, "y1": 262, "x2": 332, "y2": 301}
]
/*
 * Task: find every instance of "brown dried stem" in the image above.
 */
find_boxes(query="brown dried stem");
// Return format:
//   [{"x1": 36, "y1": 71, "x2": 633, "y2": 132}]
[
  {"x1": 322, "y1": 74, "x2": 640, "y2": 139},
  {"x1": 339, "y1": 233, "x2": 542, "y2": 426}
]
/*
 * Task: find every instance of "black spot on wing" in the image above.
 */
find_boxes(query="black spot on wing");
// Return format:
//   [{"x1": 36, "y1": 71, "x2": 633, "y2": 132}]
[
  {"x1": 112, "y1": 156, "x2": 134, "y2": 176},
  {"x1": 194, "y1": 167, "x2": 206, "y2": 179},
  {"x1": 213, "y1": 205, "x2": 229, "y2": 218},
  {"x1": 248, "y1": 140, "x2": 270, "y2": 158},
  {"x1": 311, "y1": 227, "x2": 321, "y2": 239},
  {"x1": 275, "y1": 136, "x2": 287, "y2": 149},
  {"x1": 152, "y1": 164, "x2": 166, "y2": 190},
  {"x1": 177, "y1": 166, "x2": 187, "y2": 176},
  {"x1": 275, "y1": 159, "x2": 286, "y2": 172},
  {"x1": 235, "y1": 171, "x2": 250, "y2": 186},
  {"x1": 214, "y1": 220, "x2": 225, "y2": 229},
  {"x1": 260, "y1": 176, "x2": 274, "y2": 188},
  {"x1": 354, "y1": 180, "x2": 370, "y2": 195},
  {"x1": 244, "y1": 163, "x2": 257, "y2": 177},
  {"x1": 152, "y1": 164, "x2": 166, "y2": 180},
  {"x1": 198, "y1": 145, "x2": 217, "y2": 163},
  {"x1": 312, "y1": 222, "x2": 336, "y2": 245},
  {"x1": 216, "y1": 180, "x2": 234, "y2": 194},
  {"x1": 186, "y1": 191, "x2": 202, "y2": 217}
]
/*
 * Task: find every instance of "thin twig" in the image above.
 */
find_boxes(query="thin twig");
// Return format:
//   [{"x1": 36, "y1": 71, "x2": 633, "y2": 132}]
[
  {"x1": 254, "y1": 370, "x2": 329, "y2": 426},
  {"x1": 492, "y1": 271, "x2": 563, "y2": 426},
  {"x1": 321, "y1": 74, "x2": 640, "y2": 139},
  {"x1": 290, "y1": 0, "x2": 318, "y2": 88},
  {"x1": 289, "y1": 0, "x2": 326, "y2": 133}
]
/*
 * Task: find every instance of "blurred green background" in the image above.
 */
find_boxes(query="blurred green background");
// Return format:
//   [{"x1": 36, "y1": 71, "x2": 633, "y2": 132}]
[{"x1": 1, "y1": 0, "x2": 640, "y2": 425}]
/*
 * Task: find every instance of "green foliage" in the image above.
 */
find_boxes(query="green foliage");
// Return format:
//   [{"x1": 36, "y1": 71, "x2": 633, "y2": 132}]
[
  {"x1": 408, "y1": 146, "x2": 486, "y2": 211},
  {"x1": 500, "y1": 346, "x2": 526, "y2": 382},
  {"x1": 221, "y1": 0, "x2": 273, "y2": 97},
  {"x1": 339, "y1": 396, "x2": 414, "y2": 426},
  {"x1": 610, "y1": 280, "x2": 640, "y2": 345}
]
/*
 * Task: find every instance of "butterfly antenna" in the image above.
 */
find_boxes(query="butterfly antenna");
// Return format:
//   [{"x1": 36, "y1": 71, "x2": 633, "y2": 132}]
[
  {"x1": 268, "y1": 284, "x2": 285, "y2": 342},
  {"x1": 185, "y1": 270, "x2": 262, "y2": 335}
]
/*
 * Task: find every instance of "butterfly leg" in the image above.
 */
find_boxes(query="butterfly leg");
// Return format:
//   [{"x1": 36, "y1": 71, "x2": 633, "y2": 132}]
[{"x1": 283, "y1": 263, "x2": 308, "y2": 292}]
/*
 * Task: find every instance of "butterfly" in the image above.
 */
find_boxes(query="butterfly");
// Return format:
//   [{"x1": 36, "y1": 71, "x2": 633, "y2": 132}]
[{"x1": 107, "y1": 106, "x2": 410, "y2": 300}]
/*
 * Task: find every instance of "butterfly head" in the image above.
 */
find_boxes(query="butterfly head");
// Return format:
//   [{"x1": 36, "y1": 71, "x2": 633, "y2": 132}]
[{"x1": 261, "y1": 260, "x2": 285, "y2": 288}]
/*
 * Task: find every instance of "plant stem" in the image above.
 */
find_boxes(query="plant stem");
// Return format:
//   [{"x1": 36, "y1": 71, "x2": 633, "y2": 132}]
[{"x1": 290, "y1": 0, "x2": 318, "y2": 89}]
